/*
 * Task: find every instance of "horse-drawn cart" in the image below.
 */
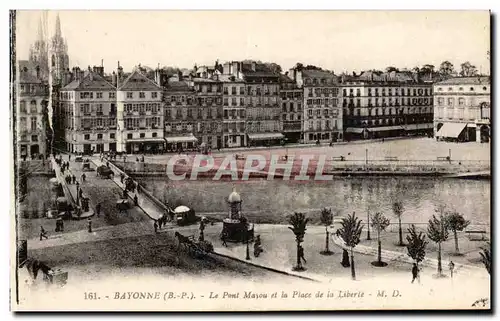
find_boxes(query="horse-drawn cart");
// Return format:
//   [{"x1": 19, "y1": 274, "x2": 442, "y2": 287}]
[{"x1": 174, "y1": 231, "x2": 214, "y2": 258}]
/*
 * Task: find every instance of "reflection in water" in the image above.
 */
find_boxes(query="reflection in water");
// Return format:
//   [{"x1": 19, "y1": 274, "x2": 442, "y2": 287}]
[{"x1": 138, "y1": 177, "x2": 490, "y2": 226}]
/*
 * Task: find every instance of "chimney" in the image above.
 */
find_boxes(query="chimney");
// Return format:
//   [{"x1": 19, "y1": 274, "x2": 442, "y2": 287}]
[
  {"x1": 232, "y1": 61, "x2": 239, "y2": 76},
  {"x1": 112, "y1": 71, "x2": 117, "y2": 87}
]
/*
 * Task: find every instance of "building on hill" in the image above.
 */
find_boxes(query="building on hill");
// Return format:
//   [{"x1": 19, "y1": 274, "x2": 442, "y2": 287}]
[
  {"x1": 341, "y1": 70, "x2": 434, "y2": 140},
  {"x1": 288, "y1": 68, "x2": 342, "y2": 144},
  {"x1": 16, "y1": 62, "x2": 50, "y2": 159},
  {"x1": 433, "y1": 76, "x2": 490, "y2": 143},
  {"x1": 116, "y1": 68, "x2": 164, "y2": 153}
]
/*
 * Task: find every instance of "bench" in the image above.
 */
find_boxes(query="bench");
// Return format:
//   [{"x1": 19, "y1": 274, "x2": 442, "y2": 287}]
[
  {"x1": 465, "y1": 230, "x2": 487, "y2": 241},
  {"x1": 384, "y1": 156, "x2": 398, "y2": 161},
  {"x1": 332, "y1": 156, "x2": 345, "y2": 161}
]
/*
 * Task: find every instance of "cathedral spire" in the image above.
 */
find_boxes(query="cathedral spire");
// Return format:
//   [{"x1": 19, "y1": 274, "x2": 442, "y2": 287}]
[{"x1": 55, "y1": 13, "x2": 61, "y2": 38}]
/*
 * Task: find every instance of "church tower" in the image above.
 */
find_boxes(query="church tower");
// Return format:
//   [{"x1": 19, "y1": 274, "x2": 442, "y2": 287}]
[
  {"x1": 28, "y1": 14, "x2": 49, "y2": 81},
  {"x1": 49, "y1": 13, "x2": 69, "y2": 86}
]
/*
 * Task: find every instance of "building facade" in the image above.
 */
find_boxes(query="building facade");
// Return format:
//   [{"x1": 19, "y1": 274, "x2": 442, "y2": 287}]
[
  {"x1": 17, "y1": 64, "x2": 50, "y2": 159},
  {"x1": 241, "y1": 62, "x2": 282, "y2": 146},
  {"x1": 342, "y1": 71, "x2": 434, "y2": 140},
  {"x1": 433, "y1": 76, "x2": 491, "y2": 143},
  {"x1": 279, "y1": 74, "x2": 303, "y2": 143},
  {"x1": 59, "y1": 68, "x2": 117, "y2": 154},
  {"x1": 289, "y1": 69, "x2": 342, "y2": 143},
  {"x1": 116, "y1": 69, "x2": 164, "y2": 154},
  {"x1": 163, "y1": 76, "x2": 199, "y2": 151},
  {"x1": 220, "y1": 66, "x2": 247, "y2": 148}
]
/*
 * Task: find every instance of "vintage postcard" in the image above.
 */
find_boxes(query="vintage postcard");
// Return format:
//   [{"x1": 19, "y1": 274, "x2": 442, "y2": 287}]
[{"x1": 10, "y1": 10, "x2": 491, "y2": 311}]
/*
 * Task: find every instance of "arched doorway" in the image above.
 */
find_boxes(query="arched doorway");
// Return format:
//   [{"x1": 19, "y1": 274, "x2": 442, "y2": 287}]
[{"x1": 480, "y1": 125, "x2": 490, "y2": 143}]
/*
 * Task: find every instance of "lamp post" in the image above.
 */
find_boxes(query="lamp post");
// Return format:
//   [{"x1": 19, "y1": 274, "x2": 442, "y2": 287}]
[
  {"x1": 245, "y1": 233, "x2": 251, "y2": 260},
  {"x1": 366, "y1": 210, "x2": 371, "y2": 240},
  {"x1": 76, "y1": 184, "x2": 80, "y2": 206}
]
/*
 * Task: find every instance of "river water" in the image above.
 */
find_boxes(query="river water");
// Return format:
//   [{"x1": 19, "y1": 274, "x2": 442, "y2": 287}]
[{"x1": 138, "y1": 177, "x2": 490, "y2": 227}]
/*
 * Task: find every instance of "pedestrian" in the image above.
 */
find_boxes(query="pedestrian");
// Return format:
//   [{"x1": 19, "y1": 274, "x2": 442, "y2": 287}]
[
  {"x1": 154, "y1": 220, "x2": 158, "y2": 233},
  {"x1": 221, "y1": 230, "x2": 228, "y2": 247},
  {"x1": 81, "y1": 173, "x2": 86, "y2": 182},
  {"x1": 87, "y1": 218, "x2": 92, "y2": 233},
  {"x1": 133, "y1": 194, "x2": 138, "y2": 206},
  {"x1": 96, "y1": 203, "x2": 101, "y2": 217},
  {"x1": 120, "y1": 173, "x2": 124, "y2": 184},
  {"x1": 55, "y1": 218, "x2": 60, "y2": 232},
  {"x1": 68, "y1": 154, "x2": 71, "y2": 162},
  {"x1": 298, "y1": 245, "x2": 307, "y2": 264},
  {"x1": 72, "y1": 175, "x2": 76, "y2": 184},
  {"x1": 123, "y1": 189, "x2": 128, "y2": 199},
  {"x1": 449, "y1": 261, "x2": 455, "y2": 279},
  {"x1": 39, "y1": 225, "x2": 48, "y2": 240},
  {"x1": 411, "y1": 263, "x2": 419, "y2": 284}
]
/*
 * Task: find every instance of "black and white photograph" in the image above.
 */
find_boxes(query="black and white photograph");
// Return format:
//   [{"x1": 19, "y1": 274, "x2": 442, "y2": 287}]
[{"x1": 9, "y1": 9, "x2": 491, "y2": 311}]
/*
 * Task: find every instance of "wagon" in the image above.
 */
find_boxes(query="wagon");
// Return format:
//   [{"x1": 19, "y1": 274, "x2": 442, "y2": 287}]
[
  {"x1": 174, "y1": 206, "x2": 199, "y2": 226},
  {"x1": 96, "y1": 165, "x2": 114, "y2": 179},
  {"x1": 74, "y1": 156, "x2": 83, "y2": 163}
]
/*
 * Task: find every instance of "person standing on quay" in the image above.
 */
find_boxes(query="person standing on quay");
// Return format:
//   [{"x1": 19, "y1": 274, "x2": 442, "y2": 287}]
[
  {"x1": 39, "y1": 226, "x2": 48, "y2": 240},
  {"x1": 96, "y1": 203, "x2": 101, "y2": 217},
  {"x1": 87, "y1": 218, "x2": 92, "y2": 233},
  {"x1": 449, "y1": 261, "x2": 455, "y2": 279},
  {"x1": 154, "y1": 220, "x2": 158, "y2": 234}
]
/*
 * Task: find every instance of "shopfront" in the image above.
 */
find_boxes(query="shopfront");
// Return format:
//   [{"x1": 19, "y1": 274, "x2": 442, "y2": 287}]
[
  {"x1": 165, "y1": 134, "x2": 198, "y2": 152},
  {"x1": 247, "y1": 133, "x2": 284, "y2": 147}
]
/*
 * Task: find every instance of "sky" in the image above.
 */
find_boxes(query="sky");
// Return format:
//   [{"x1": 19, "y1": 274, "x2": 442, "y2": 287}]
[{"x1": 15, "y1": 10, "x2": 491, "y2": 75}]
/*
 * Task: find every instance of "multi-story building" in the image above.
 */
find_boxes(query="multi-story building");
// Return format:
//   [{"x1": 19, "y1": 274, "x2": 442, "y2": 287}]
[
  {"x1": 220, "y1": 63, "x2": 247, "y2": 147},
  {"x1": 59, "y1": 67, "x2": 117, "y2": 154},
  {"x1": 116, "y1": 68, "x2": 164, "y2": 153},
  {"x1": 279, "y1": 73, "x2": 303, "y2": 143},
  {"x1": 163, "y1": 75, "x2": 199, "y2": 151},
  {"x1": 434, "y1": 76, "x2": 491, "y2": 143},
  {"x1": 187, "y1": 76, "x2": 224, "y2": 149},
  {"x1": 341, "y1": 71, "x2": 434, "y2": 140},
  {"x1": 240, "y1": 61, "x2": 282, "y2": 146},
  {"x1": 289, "y1": 68, "x2": 342, "y2": 143},
  {"x1": 17, "y1": 62, "x2": 50, "y2": 159}
]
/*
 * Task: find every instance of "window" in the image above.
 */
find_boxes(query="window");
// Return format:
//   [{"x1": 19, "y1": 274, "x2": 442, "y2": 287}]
[
  {"x1": 30, "y1": 100, "x2": 37, "y2": 113},
  {"x1": 31, "y1": 135, "x2": 38, "y2": 142},
  {"x1": 30, "y1": 117, "x2": 37, "y2": 131},
  {"x1": 240, "y1": 87, "x2": 245, "y2": 95},
  {"x1": 483, "y1": 86, "x2": 487, "y2": 91},
  {"x1": 447, "y1": 98, "x2": 453, "y2": 106},
  {"x1": 151, "y1": 92, "x2": 158, "y2": 99},
  {"x1": 470, "y1": 87, "x2": 474, "y2": 91},
  {"x1": 110, "y1": 133, "x2": 115, "y2": 139},
  {"x1": 84, "y1": 134, "x2": 90, "y2": 140},
  {"x1": 109, "y1": 92, "x2": 116, "y2": 99},
  {"x1": 126, "y1": 92, "x2": 133, "y2": 99},
  {"x1": 20, "y1": 101, "x2": 26, "y2": 113},
  {"x1": 97, "y1": 134, "x2": 103, "y2": 139},
  {"x1": 140, "y1": 133, "x2": 145, "y2": 138},
  {"x1": 152, "y1": 132, "x2": 157, "y2": 138},
  {"x1": 127, "y1": 133, "x2": 133, "y2": 139},
  {"x1": 139, "y1": 92, "x2": 145, "y2": 98},
  {"x1": 96, "y1": 92, "x2": 103, "y2": 99},
  {"x1": 459, "y1": 98, "x2": 465, "y2": 106}
]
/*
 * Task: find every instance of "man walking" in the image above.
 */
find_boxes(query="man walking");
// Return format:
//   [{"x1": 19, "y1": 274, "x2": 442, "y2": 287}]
[
  {"x1": 449, "y1": 261, "x2": 455, "y2": 279},
  {"x1": 39, "y1": 226, "x2": 48, "y2": 240},
  {"x1": 87, "y1": 218, "x2": 92, "y2": 233},
  {"x1": 96, "y1": 203, "x2": 101, "y2": 217},
  {"x1": 221, "y1": 230, "x2": 228, "y2": 247},
  {"x1": 154, "y1": 220, "x2": 158, "y2": 234}
]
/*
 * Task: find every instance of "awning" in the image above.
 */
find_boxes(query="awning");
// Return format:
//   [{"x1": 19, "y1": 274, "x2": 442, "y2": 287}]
[
  {"x1": 403, "y1": 123, "x2": 433, "y2": 131},
  {"x1": 367, "y1": 125, "x2": 404, "y2": 132},
  {"x1": 126, "y1": 137, "x2": 165, "y2": 143},
  {"x1": 436, "y1": 123, "x2": 467, "y2": 138},
  {"x1": 165, "y1": 135, "x2": 198, "y2": 144},
  {"x1": 247, "y1": 133, "x2": 284, "y2": 140},
  {"x1": 345, "y1": 127, "x2": 365, "y2": 134}
]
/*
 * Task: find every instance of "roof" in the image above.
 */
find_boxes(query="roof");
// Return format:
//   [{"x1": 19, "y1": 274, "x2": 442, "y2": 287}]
[
  {"x1": 118, "y1": 69, "x2": 162, "y2": 91},
  {"x1": 174, "y1": 205, "x2": 191, "y2": 213},
  {"x1": 165, "y1": 79, "x2": 192, "y2": 92},
  {"x1": 436, "y1": 76, "x2": 490, "y2": 86},
  {"x1": 19, "y1": 71, "x2": 43, "y2": 84},
  {"x1": 218, "y1": 74, "x2": 244, "y2": 83},
  {"x1": 63, "y1": 71, "x2": 116, "y2": 91},
  {"x1": 302, "y1": 69, "x2": 337, "y2": 79},
  {"x1": 228, "y1": 191, "x2": 241, "y2": 203},
  {"x1": 279, "y1": 74, "x2": 294, "y2": 83}
]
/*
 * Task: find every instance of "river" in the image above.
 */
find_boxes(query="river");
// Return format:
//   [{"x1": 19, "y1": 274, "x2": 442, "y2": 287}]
[{"x1": 137, "y1": 177, "x2": 490, "y2": 227}]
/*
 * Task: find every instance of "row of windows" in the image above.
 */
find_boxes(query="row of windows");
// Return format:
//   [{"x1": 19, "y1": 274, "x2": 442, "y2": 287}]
[
  {"x1": 223, "y1": 86, "x2": 245, "y2": 95},
  {"x1": 343, "y1": 97, "x2": 432, "y2": 107},
  {"x1": 306, "y1": 98, "x2": 339, "y2": 106},
  {"x1": 437, "y1": 86, "x2": 488, "y2": 92},
  {"x1": 19, "y1": 117, "x2": 38, "y2": 131},
  {"x1": 306, "y1": 88, "x2": 340, "y2": 97},
  {"x1": 282, "y1": 114, "x2": 302, "y2": 121},
  {"x1": 166, "y1": 96, "x2": 223, "y2": 106},
  {"x1": 81, "y1": 118, "x2": 117, "y2": 129},
  {"x1": 282, "y1": 102, "x2": 303, "y2": 113},
  {"x1": 343, "y1": 87, "x2": 431, "y2": 97},
  {"x1": 345, "y1": 117, "x2": 432, "y2": 127},
  {"x1": 436, "y1": 97, "x2": 482, "y2": 107},
  {"x1": 124, "y1": 103, "x2": 161, "y2": 113},
  {"x1": 224, "y1": 109, "x2": 246, "y2": 118},
  {"x1": 307, "y1": 109, "x2": 340, "y2": 118},
  {"x1": 193, "y1": 84, "x2": 223, "y2": 93},
  {"x1": 166, "y1": 108, "x2": 220, "y2": 119},
  {"x1": 306, "y1": 119, "x2": 341, "y2": 130},
  {"x1": 344, "y1": 107, "x2": 432, "y2": 116},
  {"x1": 126, "y1": 91, "x2": 158, "y2": 99},
  {"x1": 304, "y1": 77, "x2": 336, "y2": 86},
  {"x1": 280, "y1": 91, "x2": 303, "y2": 99},
  {"x1": 124, "y1": 117, "x2": 161, "y2": 129},
  {"x1": 19, "y1": 100, "x2": 39, "y2": 113},
  {"x1": 83, "y1": 133, "x2": 116, "y2": 140},
  {"x1": 79, "y1": 91, "x2": 116, "y2": 99},
  {"x1": 19, "y1": 134, "x2": 39, "y2": 142}
]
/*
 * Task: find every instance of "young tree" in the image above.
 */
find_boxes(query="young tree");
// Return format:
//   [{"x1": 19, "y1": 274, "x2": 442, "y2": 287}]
[
  {"x1": 320, "y1": 208, "x2": 334, "y2": 255},
  {"x1": 460, "y1": 61, "x2": 478, "y2": 77},
  {"x1": 439, "y1": 61, "x2": 454, "y2": 76},
  {"x1": 427, "y1": 213, "x2": 449, "y2": 276},
  {"x1": 392, "y1": 201, "x2": 405, "y2": 246},
  {"x1": 479, "y1": 242, "x2": 491, "y2": 275},
  {"x1": 371, "y1": 212, "x2": 391, "y2": 267},
  {"x1": 444, "y1": 211, "x2": 470, "y2": 254},
  {"x1": 337, "y1": 212, "x2": 364, "y2": 280},
  {"x1": 406, "y1": 224, "x2": 428, "y2": 271},
  {"x1": 288, "y1": 212, "x2": 309, "y2": 271}
]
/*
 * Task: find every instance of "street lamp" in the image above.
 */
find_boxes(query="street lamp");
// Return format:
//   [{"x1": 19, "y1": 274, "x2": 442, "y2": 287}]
[
  {"x1": 366, "y1": 210, "x2": 371, "y2": 240},
  {"x1": 245, "y1": 229, "x2": 251, "y2": 260}
]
